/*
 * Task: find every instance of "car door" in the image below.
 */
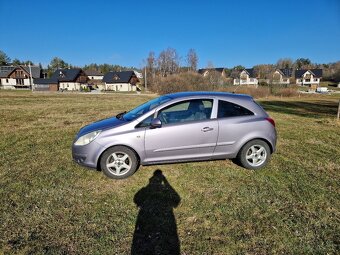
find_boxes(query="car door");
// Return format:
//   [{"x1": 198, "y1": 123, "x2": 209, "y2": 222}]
[
  {"x1": 214, "y1": 99, "x2": 255, "y2": 157},
  {"x1": 143, "y1": 99, "x2": 218, "y2": 163}
]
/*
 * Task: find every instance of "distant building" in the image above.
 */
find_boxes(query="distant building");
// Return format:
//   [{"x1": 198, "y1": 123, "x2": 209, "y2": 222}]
[
  {"x1": 295, "y1": 69, "x2": 322, "y2": 87},
  {"x1": 103, "y1": 71, "x2": 139, "y2": 91},
  {"x1": 0, "y1": 65, "x2": 42, "y2": 89},
  {"x1": 233, "y1": 68, "x2": 258, "y2": 86},
  {"x1": 134, "y1": 71, "x2": 143, "y2": 79},
  {"x1": 272, "y1": 68, "x2": 293, "y2": 85},
  {"x1": 34, "y1": 68, "x2": 88, "y2": 91},
  {"x1": 198, "y1": 68, "x2": 226, "y2": 77}
]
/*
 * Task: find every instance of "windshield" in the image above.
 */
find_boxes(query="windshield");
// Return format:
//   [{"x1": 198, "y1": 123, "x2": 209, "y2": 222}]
[{"x1": 123, "y1": 95, "x2": 172, "y2": 121}]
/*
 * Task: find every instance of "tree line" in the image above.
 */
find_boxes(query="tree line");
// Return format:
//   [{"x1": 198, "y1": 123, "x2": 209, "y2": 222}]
[
  {"x1": 1, "y1": 49, "x2": 340, "y2": 83},
  {"x1": 0, "y1": 50, "x2": 138, "y2": 78}
]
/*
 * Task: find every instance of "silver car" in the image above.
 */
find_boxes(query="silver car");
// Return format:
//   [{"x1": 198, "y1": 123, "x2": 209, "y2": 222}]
[{"x1": 72, "y1": 91, "x2": 277, "y2": 179}]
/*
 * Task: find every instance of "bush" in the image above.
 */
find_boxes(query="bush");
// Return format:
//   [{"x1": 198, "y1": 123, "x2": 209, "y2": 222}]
[
  {"x1": 148, "y1": 73, "x2": 299, "y2": 98},
  {"x1": 152, "y1": 72, "x2": 211, "y2": 94},
  {"x1": 273, "y1": 87, "x2": 299, "y2": 97},
  {"x1": 217, "y1": 86, "x2": 271, "y2": 99}
]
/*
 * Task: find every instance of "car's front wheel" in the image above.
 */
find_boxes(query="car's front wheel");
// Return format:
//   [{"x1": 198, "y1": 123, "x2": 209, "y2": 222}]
[
  {"x1": 100, "y1": 146, "x2": 139, "y2": 179},
  {"x1": 237, "y1": 139, "x2": 271, "y2": 170}
]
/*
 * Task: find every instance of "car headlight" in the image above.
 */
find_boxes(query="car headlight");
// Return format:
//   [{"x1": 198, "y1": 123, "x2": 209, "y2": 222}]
[{"x1": 74, "y1": 130, "x2": 101, "y2": 146}]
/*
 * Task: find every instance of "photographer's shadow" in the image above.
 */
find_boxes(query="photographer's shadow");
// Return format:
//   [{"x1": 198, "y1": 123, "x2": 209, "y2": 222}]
[{"x1": 131, "y1": 170, "x2": 181, "y2": 255}]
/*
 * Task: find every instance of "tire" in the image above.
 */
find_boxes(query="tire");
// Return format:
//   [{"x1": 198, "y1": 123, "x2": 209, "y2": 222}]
[
  {"x1": 237, "y1": 139, "x2": 271, "y2": 170},
  {"x1": 100, "y1": 146, "x2": 139, "y2": 179}
]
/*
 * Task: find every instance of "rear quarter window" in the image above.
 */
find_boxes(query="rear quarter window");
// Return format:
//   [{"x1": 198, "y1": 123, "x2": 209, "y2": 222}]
[{"x1": 218, "y1": 100, "x2": 254, "y2": 118}]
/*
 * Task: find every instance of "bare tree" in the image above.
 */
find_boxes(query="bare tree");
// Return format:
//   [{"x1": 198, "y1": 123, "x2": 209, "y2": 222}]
[
  {"x1": 157, "y1": 48, "x2": 180, "y2": 76},
  {"x1": 186, "y1": 49, "x2": 198, "y2": 71},
  {"x1": 147, "y1": 51, "x2": 156, "y2": 78}
]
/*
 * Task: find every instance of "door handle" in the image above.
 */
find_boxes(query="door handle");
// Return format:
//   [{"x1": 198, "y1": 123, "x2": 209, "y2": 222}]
[{"x1": 201, "y1": 127, "x2": 214, "y2": 132}]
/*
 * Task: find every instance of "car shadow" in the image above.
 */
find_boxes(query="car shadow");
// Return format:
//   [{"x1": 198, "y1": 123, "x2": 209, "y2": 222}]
[
  {"x1": 259, "y1": 100, "x2": 338, "y2": 118},
  {"x1": 131, "y1": 169, "x2": 181, "y2": 255}
]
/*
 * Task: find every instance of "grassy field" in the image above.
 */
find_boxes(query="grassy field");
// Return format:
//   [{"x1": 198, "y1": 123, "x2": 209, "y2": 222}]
[{"x1": 0, "y1": 91, "x2": 339, "y2": 254}]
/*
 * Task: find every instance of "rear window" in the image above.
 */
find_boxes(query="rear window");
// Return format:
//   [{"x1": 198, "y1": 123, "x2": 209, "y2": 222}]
[{"x1": 217, "y1": 100, "x2": 254, "y2": 118}]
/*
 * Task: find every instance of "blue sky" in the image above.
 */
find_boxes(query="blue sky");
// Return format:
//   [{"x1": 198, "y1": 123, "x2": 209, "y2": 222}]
[{"x1": 0, "y1": 0, "x2": 339, "y2": 68}]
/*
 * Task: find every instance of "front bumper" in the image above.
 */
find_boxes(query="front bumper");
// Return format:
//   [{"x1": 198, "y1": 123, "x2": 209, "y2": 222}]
[{"x1": 72, "y1": 141, "x2": 105, "y2": 169}]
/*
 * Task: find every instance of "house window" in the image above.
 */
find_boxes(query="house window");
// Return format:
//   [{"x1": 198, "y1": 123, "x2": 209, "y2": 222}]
[
  {"x1": 16, "y1": 79, "x2": 24, "y2": 85},
  {"x1": 305, "y1": 79, "x2": 311, "y2": 82},
  {"x1": 314, "y1": 78, "x2": 318, "y2": 81},
  {"x1": 6, "y1": 79, "x2": 9, "y2": 83}
]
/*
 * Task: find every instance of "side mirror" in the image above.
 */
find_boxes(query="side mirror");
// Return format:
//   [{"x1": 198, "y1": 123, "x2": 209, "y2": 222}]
[{"x1": 150, "y1": 118, "x2": 162, "y2": 129}]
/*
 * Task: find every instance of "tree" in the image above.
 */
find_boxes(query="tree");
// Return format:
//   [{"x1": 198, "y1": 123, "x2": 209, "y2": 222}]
[
  {"x1": 186, "y1": 49, "x2": 198, "y2": 71},
  {"x1": 276, "y1": 58, "x2": 293, "y2": 69},
  {"x1": 295, "y1": 58, "x2": 312, "y2": 69},
  {"x1": 232, "y1": 65, "x2": 245, "y2": 70},
  {"x1": 0, "y1": 50, "x2": 11, "y2": 65},
  {"x1": 49, "y1": 57, "x2": 68, "y2": 70},
  {"x1": 157, "y1": 48, "x2": 180, "y2": 76},
  {"x1": 12, "y1": 58, "x2": 22, "y2": 66},
  {"x1": 254, "y1": 64, "x2": 275, "y2": 79},
  {"x1": 147, "y1": 51, "x2": 156, "y2": 78}
]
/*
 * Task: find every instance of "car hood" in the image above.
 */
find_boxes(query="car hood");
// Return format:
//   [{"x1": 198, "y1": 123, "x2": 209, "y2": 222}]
[{"x1": 77, "y1": 116, "x2": 127, "y2": 138}]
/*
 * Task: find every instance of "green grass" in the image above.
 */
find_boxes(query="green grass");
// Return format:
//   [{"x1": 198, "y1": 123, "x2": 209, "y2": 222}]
[{"x1": 0, "y1": 91, "x2": 339, "y2": 254}]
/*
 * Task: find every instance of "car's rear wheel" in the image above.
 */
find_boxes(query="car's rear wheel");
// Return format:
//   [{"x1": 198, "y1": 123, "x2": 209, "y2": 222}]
[
  {"x1": 237, "y1": 139, "x2": 271, "y2": 170},
  {"x1": 100, "y1": 146, "x2": 139, "y2": 179}
]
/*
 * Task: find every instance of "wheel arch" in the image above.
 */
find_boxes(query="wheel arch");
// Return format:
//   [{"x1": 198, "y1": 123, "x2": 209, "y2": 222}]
[
  {"x1": 96, "y1": 144, "x2": 141, "y2": 171},
  {"x1": 237, "y1": 137, "x2": 274, "y2": 157}
]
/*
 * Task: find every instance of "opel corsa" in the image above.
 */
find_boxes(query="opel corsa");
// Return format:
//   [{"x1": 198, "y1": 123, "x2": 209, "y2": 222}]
[{"x1": 72, "y1": 92, "x2": 277, "y2": 179}]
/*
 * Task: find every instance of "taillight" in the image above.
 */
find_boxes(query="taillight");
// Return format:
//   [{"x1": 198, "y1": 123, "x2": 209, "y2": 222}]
[{"x1": 265, "y1": 117, "x2": 275, "y2": 127}]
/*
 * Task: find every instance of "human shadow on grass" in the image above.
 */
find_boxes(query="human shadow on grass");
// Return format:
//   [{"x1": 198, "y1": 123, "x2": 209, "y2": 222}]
[
  {"x1": 131, "y1": 169, "x2": 181, "y2": 255},
  {"x1": 259, "y1": 100, "x2": 338, "y2": 118}
]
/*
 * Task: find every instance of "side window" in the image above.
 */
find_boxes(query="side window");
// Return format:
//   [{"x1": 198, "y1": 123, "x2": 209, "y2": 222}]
[
  {"x1": 158, "y1": 99, "x2": 213, "y2": 124},
  {"x1": 136, "y1": 114, "x2": 154, "y2": 128},
  {"x1": 218, "y1": 100, "x2": 254, "y2": 118}
]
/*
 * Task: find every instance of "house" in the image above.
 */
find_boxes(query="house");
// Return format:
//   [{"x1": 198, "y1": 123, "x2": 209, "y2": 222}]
[
  {"x1": 85, "y1": 70, "x2": 104, "y2": 80},
  {"x1": 0, "y1": 65, "x2": 42, "y2": 89},
  {"x1": 34, "y1": 68, "x2": 88, "y2": 91},
  {"x1": 198, "y1": 68, "x2": 226, "y2": 77},
  {"x1": 272, "y1": 68, "x2": 293, "y2": 85},
  {"x1": 233, "y1": 68, "x2": 258, "y2": 86},
  {"x1": 103, "y1": 71, "x2": 139, "y2": 91},
  {"x1": 134, "y1": 70, "x2": 143, "y2": 79},
  {"x1": 295, "y1": 69, "x2": 322, "y2": 88}
]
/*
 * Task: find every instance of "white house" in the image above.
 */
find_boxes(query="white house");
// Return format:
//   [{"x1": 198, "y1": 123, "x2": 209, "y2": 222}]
[
  {"x1": 85, "y1": 70, "x2": 104, "y2": 80},
  {"x1": 103, "y1": 71, "x2": 139, "y2": 91},
  {"x1": 295, "y1": 69, "x2": 322, "y2": 87},
  {"x1": 272, "y1": 68, "x2": 293, "y2": 85},
  {"x1": 0, "y1": 65, "x2": 42, "y2": 89},
  {"x1": 233, "y1": 68, "x2": 258, "y2": 86},
  {"x1": 198, "y1": 68, "x2": 226, "y2": 77},
  {"x1": 134, "y1": 71, "x2": 143, "y2": 79}
]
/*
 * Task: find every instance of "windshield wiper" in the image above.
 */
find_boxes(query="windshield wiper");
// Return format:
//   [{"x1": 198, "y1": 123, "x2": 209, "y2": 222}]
[{"x1": 116, "y1": 111, "x2": 126, "y2": 120}]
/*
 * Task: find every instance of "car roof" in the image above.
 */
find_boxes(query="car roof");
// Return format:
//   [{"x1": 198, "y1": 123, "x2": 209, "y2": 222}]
[{"x1": 165, "y1": 91, "x2": 253, "y2": 100}]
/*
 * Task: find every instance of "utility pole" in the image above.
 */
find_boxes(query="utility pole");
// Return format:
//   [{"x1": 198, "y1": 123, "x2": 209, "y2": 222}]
[
  {"x1": 29, "y1": 63, "x2": 33, "y2": 91},
  {"x1": 144, "y1": 67, "x2": 147, "y2": 92}
]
